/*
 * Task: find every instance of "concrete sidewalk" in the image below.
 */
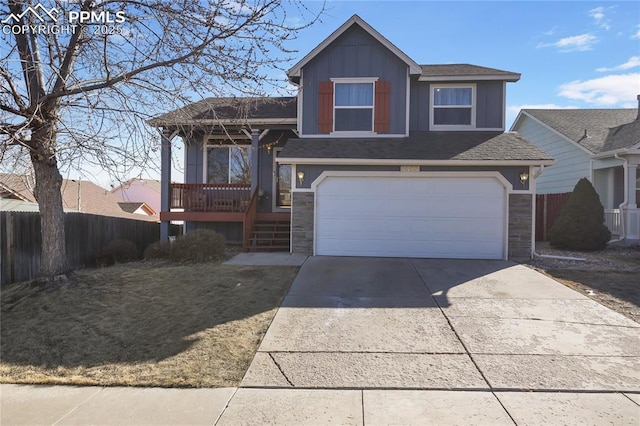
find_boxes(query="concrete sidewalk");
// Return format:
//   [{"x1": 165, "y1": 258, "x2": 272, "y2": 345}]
[
  {"x1": 2, "y1": 257, "x2": 639, "y2": 425},
  {"x1": 2, "y1": 384, "x2": 639, "y2": 425}
]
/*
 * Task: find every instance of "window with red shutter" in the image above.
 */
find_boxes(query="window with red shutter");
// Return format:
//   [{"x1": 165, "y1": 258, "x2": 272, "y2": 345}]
[{"x1": 317, "y1": 79, "x2": 391, "y2": 134}]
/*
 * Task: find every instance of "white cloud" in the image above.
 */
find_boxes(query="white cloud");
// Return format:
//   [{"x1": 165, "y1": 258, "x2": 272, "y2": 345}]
[
  {"x1": 632, "y1": 25, "x2": 640, "y2": 39},
  {"x1": 589, "y1": 6, "x2": 611, "y2": 30},
  {"x1": 596, "y1": 56, "x2": 640, "y2": 72},
  {"x1": 558, "y1": 73, "x2": 640, "y2": 106},
  {"x1": 537, "y1": 33, "x2": 598, "y2": 52}
]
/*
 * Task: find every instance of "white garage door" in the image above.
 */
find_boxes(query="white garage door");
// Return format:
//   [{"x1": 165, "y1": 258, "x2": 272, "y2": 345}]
[{"x1": 315, "y1": 174, "x2": 507, "y2": 259}]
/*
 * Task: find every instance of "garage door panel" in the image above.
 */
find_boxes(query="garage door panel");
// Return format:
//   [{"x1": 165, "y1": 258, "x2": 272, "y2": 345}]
[
  {"x1": 318, "y1": 217, "x2": 503, "y2": 236},
  {"x1": 315, "y1": 175, "x2": 507, "y2": 260},
  {"x1": 317, "y1": 237, "x2": 503, "y2": 259}
]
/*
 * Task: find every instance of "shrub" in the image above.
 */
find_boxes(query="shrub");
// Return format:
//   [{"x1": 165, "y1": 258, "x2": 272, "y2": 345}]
[
  {"x1": 97, "y1": 239, "x2": 140, "y2": 266},
  {"x1": 143, "y1": 230, "x2": 227, "y2": 263},
  {"x1": 548, "y1": 178, "x2": 611, "y2": 251},
  {"x1": 169, "y1": 229, "x2": 227, "y2": 263},
  {"x1": 143, "y1": 240, "x2": 172, "y2": 260}
]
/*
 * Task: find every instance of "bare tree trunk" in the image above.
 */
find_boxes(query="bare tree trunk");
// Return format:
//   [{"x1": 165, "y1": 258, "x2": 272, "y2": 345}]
[{"x1": 30, "y1": 122, "x2": 67, "y2": 277}]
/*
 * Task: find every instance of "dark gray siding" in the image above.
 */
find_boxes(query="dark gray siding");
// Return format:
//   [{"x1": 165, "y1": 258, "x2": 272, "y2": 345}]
[
  {"x1": 409, "y1": 77, "x2": 430, "y2": 131},
  {"x1": 185, "y1": 137, "x2": 204, "y2": 183},
  {"x1": 476, "y1": 81, "x2": 504, "y2": 129},
  {"x1": 301, "y1": 24, "x2": 408, "y2": 135},
  {"x1": 420, "y1": 166, "x2": 529, "y2": 190},
  {"x1": 410, "y1": 80, "x2": 505, "y2": 131},
  {"x1": 296, "y1": 165, "x2": 400, "y2": 189}
]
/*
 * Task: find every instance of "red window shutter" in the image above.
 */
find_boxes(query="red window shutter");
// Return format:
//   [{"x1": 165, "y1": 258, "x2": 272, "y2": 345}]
[
  {"x1": 374, "y1": 80, "x2": 390, "y2": 133},
  {"x1": 318, "y1": 81, "x2": 334, "y2": 133}
]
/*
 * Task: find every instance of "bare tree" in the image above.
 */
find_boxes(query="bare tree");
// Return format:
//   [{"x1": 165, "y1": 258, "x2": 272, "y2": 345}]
[{"x1": 1, "y1": 0, "x2": 321, "y2": 277}]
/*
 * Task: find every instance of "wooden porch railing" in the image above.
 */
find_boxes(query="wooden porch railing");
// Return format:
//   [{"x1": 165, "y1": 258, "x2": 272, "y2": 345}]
[
  {"x1": 242, "y1": 189, "x2": 259, "y2": 251},
  {"x1": 170, "y1": 183, "x2": 251, "y2": 212}
]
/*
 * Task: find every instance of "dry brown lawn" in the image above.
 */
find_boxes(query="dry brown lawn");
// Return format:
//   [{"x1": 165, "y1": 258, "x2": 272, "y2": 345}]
[
  {"x1": 0, "y1": 261, "x2": 298, "y2": 387},
  {"x1": 528, "y1": 242, "x2": 640, "y2": 324}
]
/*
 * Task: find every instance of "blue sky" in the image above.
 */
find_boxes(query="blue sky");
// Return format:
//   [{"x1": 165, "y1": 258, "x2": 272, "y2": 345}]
[{"x1": 285, "y1": 1, "x2": 640, "y2": 128}]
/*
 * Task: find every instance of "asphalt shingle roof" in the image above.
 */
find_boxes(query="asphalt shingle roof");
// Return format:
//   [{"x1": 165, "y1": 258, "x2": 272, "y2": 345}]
[
  {"x1": 420, "y1": 64, "x2": 520, "y2": 80},
  {"x1": 279, "y1": 132, "x2": 553, "y2": 162},
  {"x1": 522, "y1": 109, "x2": 638, "y2": 154},
  {"x1": 148, "y1": 97, "x2": 297, "y2": 127}
]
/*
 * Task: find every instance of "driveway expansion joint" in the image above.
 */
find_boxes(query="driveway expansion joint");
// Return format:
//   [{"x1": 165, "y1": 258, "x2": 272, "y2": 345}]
[{"x1": 268, "y1": 352, "x2": 294, "y2": 387}]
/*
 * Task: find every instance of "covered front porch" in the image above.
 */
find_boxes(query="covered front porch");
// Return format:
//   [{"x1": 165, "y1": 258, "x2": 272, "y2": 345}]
[{"x1": 592, "y1": 154, "x2": 640, "y2": 242}]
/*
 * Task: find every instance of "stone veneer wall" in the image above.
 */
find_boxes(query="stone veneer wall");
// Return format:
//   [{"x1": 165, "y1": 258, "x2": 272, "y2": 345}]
[
  {"x1": 508, "y1": 193, "x2": 533, "y2": 260},
  {"x1": 291, "y1": 192, "x2": 314, "y2": 255}
]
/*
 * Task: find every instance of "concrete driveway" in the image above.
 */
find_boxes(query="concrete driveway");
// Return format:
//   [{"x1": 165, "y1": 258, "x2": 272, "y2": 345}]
[
  {"x1": 221, "y1": 257, "x2": 640, "y2": 423},
  {"x1": 242, "y1": 257, "x2": 639, "y2": 391}
]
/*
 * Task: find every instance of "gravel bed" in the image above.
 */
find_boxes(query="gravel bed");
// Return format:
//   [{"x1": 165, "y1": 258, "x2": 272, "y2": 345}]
[{"x1": 525, "y1": 241, "x2": 640, "y2": 272}]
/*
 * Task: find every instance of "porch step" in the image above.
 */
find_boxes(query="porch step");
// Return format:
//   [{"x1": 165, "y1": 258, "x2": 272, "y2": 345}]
[{"x1": 248, "y1": 220, "x2": 291, "y2": 252}]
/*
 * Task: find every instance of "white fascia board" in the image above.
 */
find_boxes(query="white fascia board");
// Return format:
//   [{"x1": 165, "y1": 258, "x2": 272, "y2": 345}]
[
  {"x1": 514, "y1": 111, "x2": 595, "y2": 156},
  {"x1": 591, "y1": 147, "x2": 630, "y2": 159},
  {"x1": 418, "y1": 74, "x2": 521, "y2": 82},
  {"x1": 592, "y1": 140, "x2": 640, "y2": 159},
  {"x1": 287, "y1": 15, "x2": 422, "y2": 79},
  {"x1": 509, "y1": 110, "x2": 527, "y2": 132},
  {"x1": 276, "y1": 157, "x2": 556, "y2": 166}
]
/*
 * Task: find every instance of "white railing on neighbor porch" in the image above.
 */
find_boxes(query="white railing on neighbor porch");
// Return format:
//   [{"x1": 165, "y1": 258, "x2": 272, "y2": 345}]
[{"x1": 604, "y1": 209, "x2": 622, "y2": 236}]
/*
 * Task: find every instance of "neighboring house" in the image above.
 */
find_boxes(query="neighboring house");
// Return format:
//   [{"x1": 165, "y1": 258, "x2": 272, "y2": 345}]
[
  {"x1": 149, "y1": 15, "x2": 554, "y2": 260},
  {"x1": 511, "y1": 105, "x2": 640, "y2": 241},
  {"x1": 118, "y1": 202, "x2": 156, "y2": 217},
  {"x1": 111, "y1": 178, "x2": 161, "y2": 216},
  {"x1": 0, "y1": 174, "x2": 157, "y2": 221}
]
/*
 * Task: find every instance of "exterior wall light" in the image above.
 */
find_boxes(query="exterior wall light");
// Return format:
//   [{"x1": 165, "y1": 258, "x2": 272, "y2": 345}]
[
  {"x1": 297, "y1": 171, "x2": 305, "y2": 186},
  {"x1": 519, "y1": 171, "x2": 529, "y2": 185}
]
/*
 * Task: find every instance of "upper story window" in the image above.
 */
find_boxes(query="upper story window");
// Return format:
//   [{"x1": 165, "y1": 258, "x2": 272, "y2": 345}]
[
  {"x1": 334, "y1": 80, "x2": 374, "y2": 132},
  {"x1": 430, "y1": 84, "x2": 476, "y2": 130},
  {"x1": 206, "y1": 145, "x2": 251, "y2": 184},
  {"x1": 318, "y1": 78, "x2": 389, "y2": 135}
]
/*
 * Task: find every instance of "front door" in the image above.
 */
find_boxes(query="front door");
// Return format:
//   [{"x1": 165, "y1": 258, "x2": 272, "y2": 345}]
[{"x1": 273, "y1": 149, "x2": 291, "y2": 211}]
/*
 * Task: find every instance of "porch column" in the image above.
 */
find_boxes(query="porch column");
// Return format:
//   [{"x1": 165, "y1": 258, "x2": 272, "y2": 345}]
[
  {"x1": 624, "y1": 164, "x2": 639, "y2": 240},
  {"x1": 627, "y1": 164, "x2": 637, "y2": 208},
  {"x1": 251, "y1": 130, "x2": 259, "y2": 194},
  {"x1": 160, "y1": 130, "x2": 172, "y2": 241}
]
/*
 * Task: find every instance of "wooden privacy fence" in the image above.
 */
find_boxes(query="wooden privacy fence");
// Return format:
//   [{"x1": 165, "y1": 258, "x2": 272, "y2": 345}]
[
  {"x1": 1, "y1": 212, "x2": 159, "y2": 286},
  {"x1": 535, "y1": 192, "x2": 571, "y2": 241}
]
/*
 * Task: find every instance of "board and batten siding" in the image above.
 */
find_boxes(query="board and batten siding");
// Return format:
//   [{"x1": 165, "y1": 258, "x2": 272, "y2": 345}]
[
  {"x1": 410, "y1": 80, "x2": 505, "y2": 131},
  {"x1": 300, "y1": 24, "x2": 408, "y2": 135},
  {"x1": 185, "y1": 137, "x2": 204, "y2": 184},
  {"x1": 515, "y1": 116, "x2": 591, "y2": 194}
]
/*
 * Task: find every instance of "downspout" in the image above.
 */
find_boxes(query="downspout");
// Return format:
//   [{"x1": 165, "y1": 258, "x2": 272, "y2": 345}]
[
  {"x1": 532, "y1": 165, "x2": 586, "y2": 261},
  {"x1": 608, "y1": 153, "x2": 628, "y2": 243}
]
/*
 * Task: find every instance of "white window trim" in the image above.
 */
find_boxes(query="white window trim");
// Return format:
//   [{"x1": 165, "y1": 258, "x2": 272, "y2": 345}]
[
  {"x1": 330, "y1": 77, "x2": 378, "y2": 134},
  {"x1": 203, "y1": 143, "x2": 252, "y2": 184},
  {"x1": 429, "y1": 83, "x2": 477, "y2": 131}
]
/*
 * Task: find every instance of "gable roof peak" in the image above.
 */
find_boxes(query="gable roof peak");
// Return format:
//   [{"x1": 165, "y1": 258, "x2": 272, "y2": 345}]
[{"x1": 287, "y1": 15, "x2": 422, "y2": 82}]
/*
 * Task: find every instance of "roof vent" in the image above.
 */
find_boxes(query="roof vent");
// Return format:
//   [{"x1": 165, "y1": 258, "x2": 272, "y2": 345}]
[{"x1": 583, "y1": 129, "x2": 588, "y2": 138}]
